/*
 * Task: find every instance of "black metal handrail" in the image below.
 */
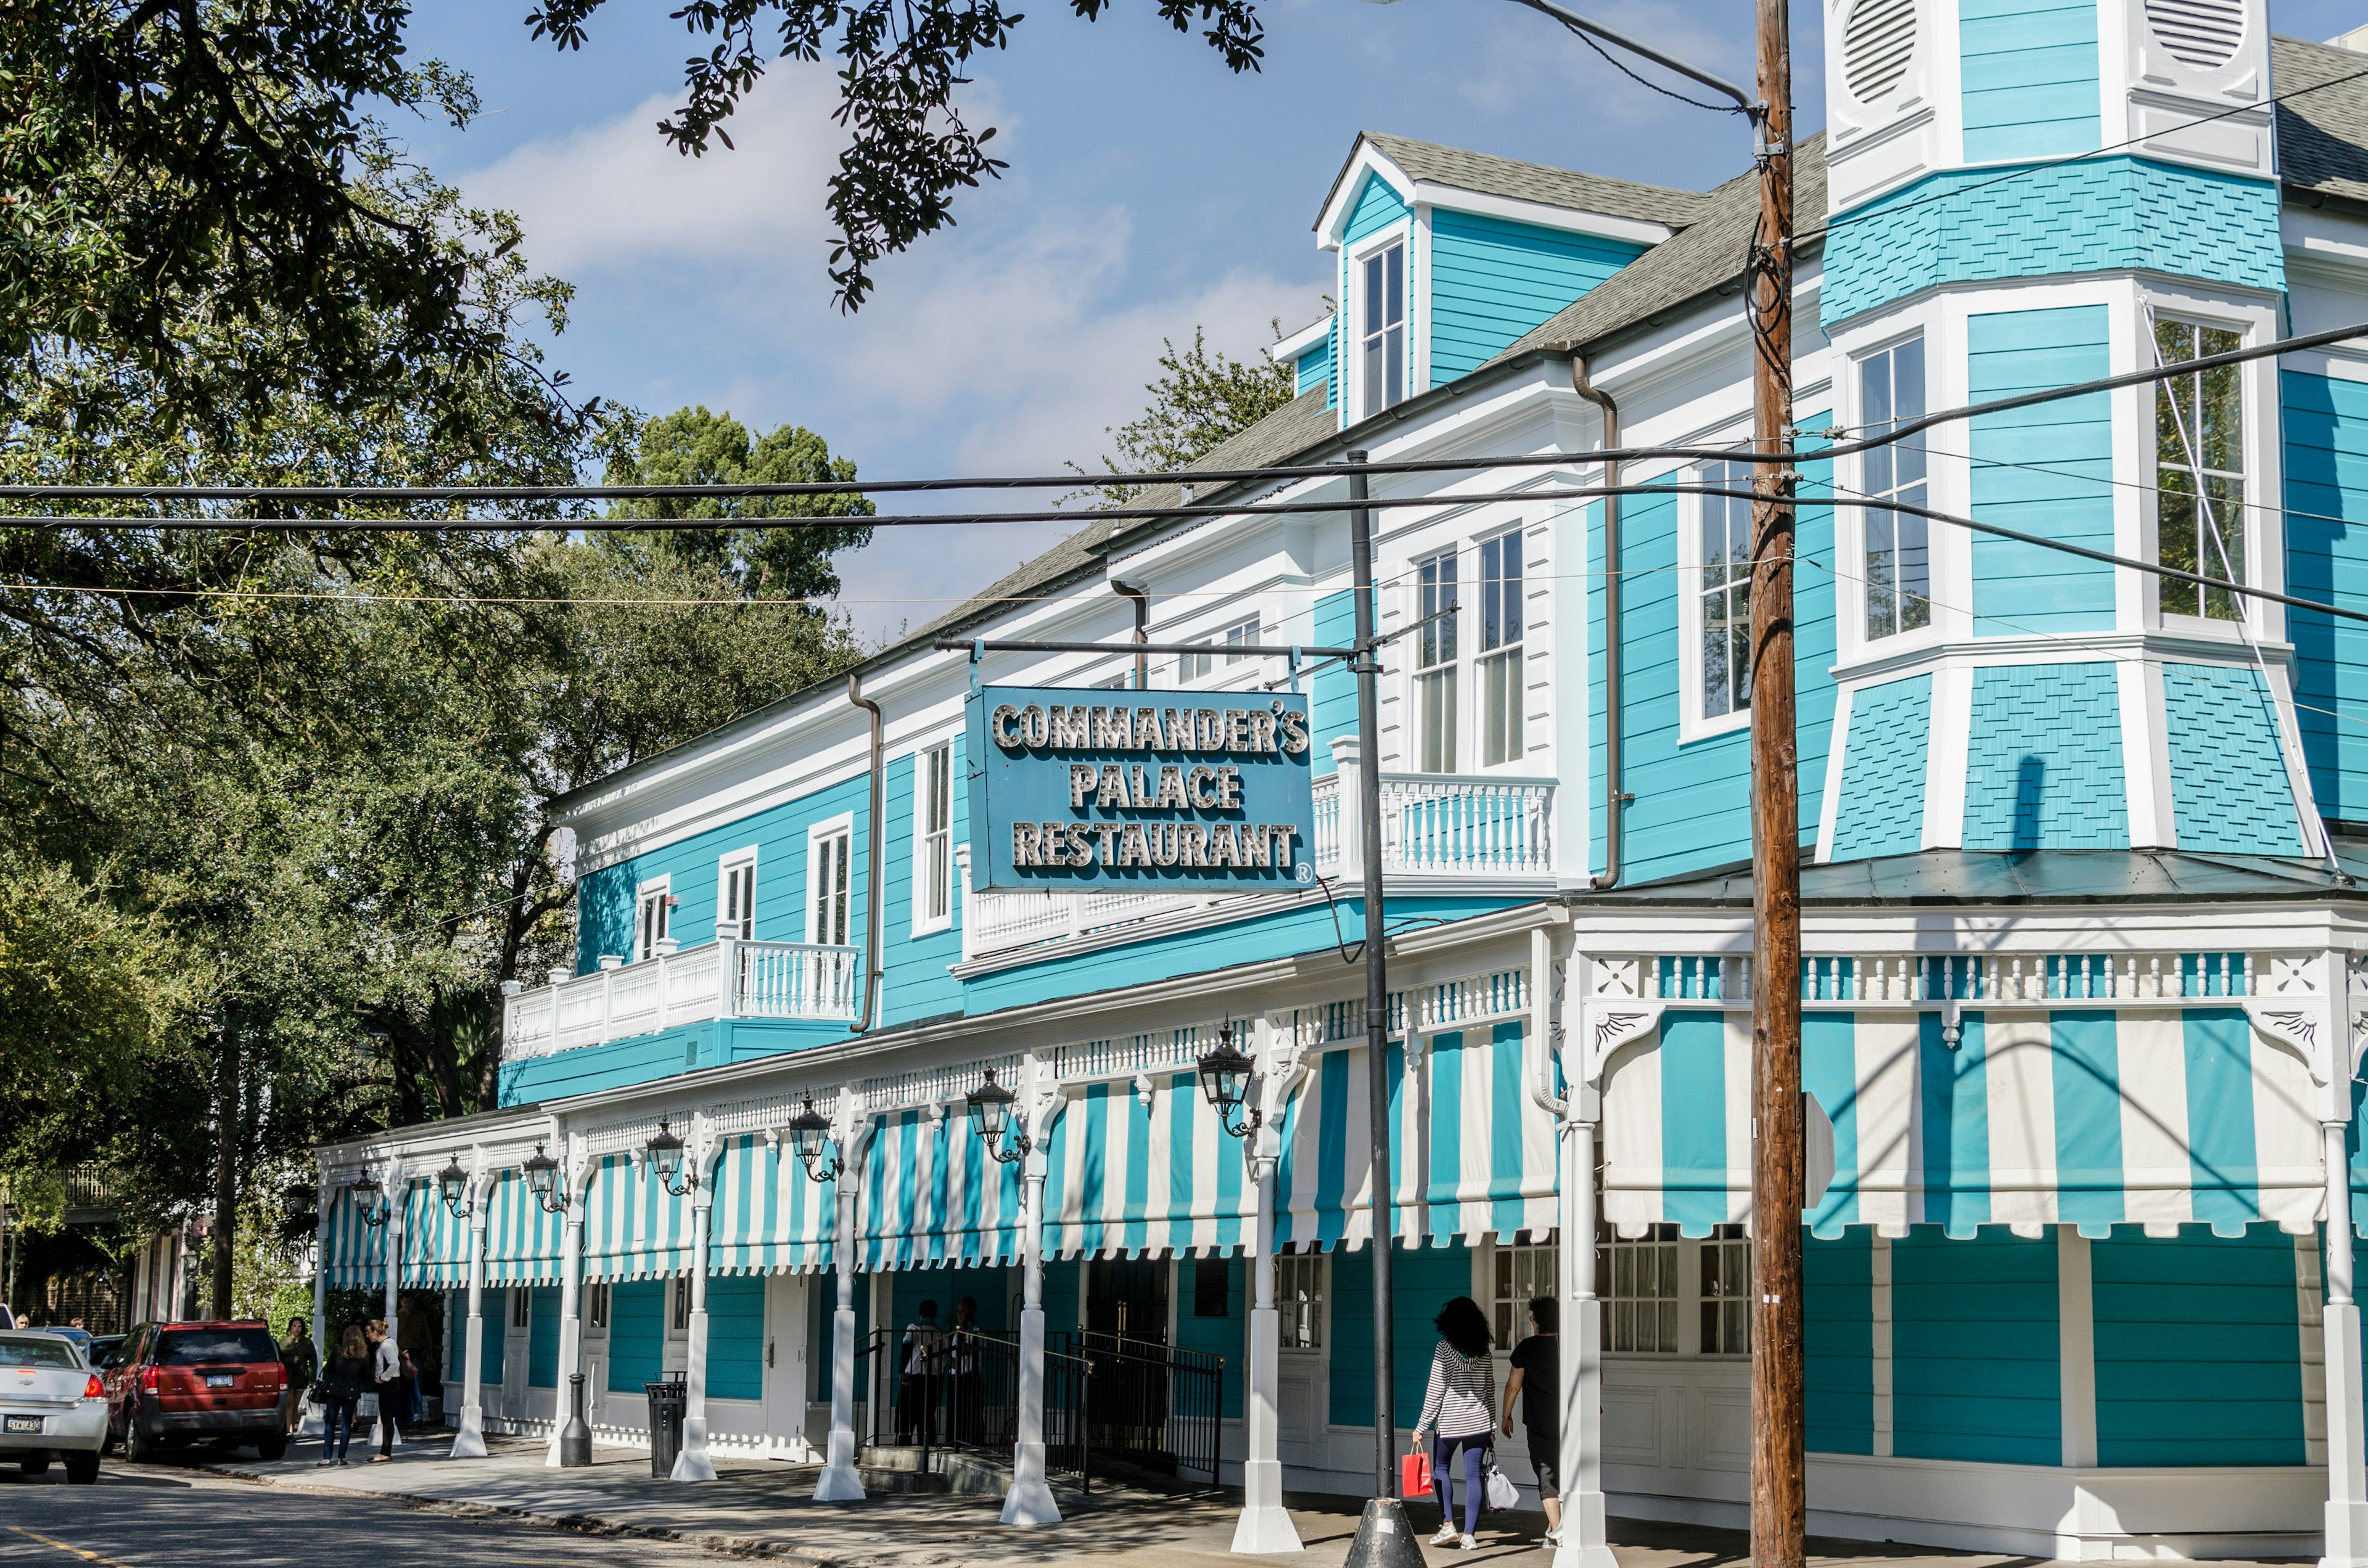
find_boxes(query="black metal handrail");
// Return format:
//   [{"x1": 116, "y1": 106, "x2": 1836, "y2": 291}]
[
  {"x1": 875, "y1": 1324, "x2": 1097, "y2": 1493},
  {"x1": 1059, "y1": 1331, "x2": 1223, "y2": 1485}
]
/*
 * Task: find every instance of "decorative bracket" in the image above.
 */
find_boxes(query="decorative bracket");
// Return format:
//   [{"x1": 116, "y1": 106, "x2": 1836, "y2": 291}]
[
  {"x1": 1131, "y1": 1071, "x2": 1154, "y2": 1109},
  {"x1": 1577, "y1": 1002, "x2": 1663, "y2": 1088}
]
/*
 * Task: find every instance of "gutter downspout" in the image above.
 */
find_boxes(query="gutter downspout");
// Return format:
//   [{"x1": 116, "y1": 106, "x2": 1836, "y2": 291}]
[
  {"x1": 1112, "y1": 578, "x2": 1149, "y2": 689},
  {"x1": 847, "y1": 673, "x2": 885, "y2": 1032},
  {"x1": 1571, "y1": 353, "x2": 1627, "y2": 891}
]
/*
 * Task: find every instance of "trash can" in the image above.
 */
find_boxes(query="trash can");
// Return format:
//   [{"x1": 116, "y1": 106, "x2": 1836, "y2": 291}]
[{"x1": 645, "y1": 1381, "x2": 687, "y2": 1478}]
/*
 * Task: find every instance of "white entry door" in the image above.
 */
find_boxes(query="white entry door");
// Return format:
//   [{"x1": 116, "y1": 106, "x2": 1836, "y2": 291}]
[
  {"x1": 501, "y1": 1288, "x2": 530, "y2": 1421},
  {"x1": 1275, "y1": 1254, "x2": 1328, "y2": 1461},
  {"x1": 762, "y1": 1274, "x2": 814, "y2": 1461}
]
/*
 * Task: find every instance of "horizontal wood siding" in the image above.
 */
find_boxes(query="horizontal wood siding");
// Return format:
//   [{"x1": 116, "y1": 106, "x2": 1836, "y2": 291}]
[
  {"x1": 2283, "y1": 369, "x2": 2368, "y2": 822},
  {"x1": 1968, "y1": 306, "x2": 2115, "y2": 634},
  {"x1": 1428, "y1": 211, "x2": 1642, "y2": 386},
  {"x1": 1891, "y1": 1228, "x2": 2060, "y2": 1464},
  {"x1": 1959, "y1": 0, "x2": 2100, "y2": 162},
  {"x1": 706, "y1": 1274, "x2": 767, "y2": 1402}
]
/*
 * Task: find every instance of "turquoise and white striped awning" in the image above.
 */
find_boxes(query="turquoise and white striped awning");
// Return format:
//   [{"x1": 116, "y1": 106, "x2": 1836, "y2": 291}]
[
  {"x1": 320, "y1": 1186, "x2": 388, "y2": 1289},
  {"x1": 1603, "y1": 1006, "x2": 2324, "y2": 1238},
  {"x1": 859, "y1": 1108, "x2": 1027, "y2": 1269},
  {"x1": 482, "y1": 1171, "x2": 565, "y2": 1284},
  {"x1": 583, "y1": 1152, "x2": 699, "y2": 1281},
  {"x1": 712, "y1": 1132, "x2": 834, "y2": 1275},
  {"x1": 405, "y1": 1180, "x2": 471, "y2": 1286}
]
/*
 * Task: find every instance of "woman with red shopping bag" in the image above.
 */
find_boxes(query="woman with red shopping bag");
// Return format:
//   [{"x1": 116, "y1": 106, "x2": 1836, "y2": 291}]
[{"x1": 1410, "y1": 1296, "x2": 1497, "y2": 1551}]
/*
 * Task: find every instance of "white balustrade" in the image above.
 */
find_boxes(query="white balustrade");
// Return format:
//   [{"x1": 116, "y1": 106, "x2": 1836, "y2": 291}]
[
  {"x1": 501, "y1": 937, "x2": 861, "y2": 1062},
  {"x1": 1586, "y1": 950, "x2": 2277, "y2": 1009}
]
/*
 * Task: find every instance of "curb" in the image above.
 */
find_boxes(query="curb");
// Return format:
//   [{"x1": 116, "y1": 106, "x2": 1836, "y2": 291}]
[{"x1": 193, "y1": 1460, "x2": 849, "y2": 1565}]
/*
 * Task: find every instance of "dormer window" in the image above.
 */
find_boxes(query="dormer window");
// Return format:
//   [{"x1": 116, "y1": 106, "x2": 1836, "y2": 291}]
[{"x1": 1360, "y1": 241, "x2": 1407, "y2": 415}]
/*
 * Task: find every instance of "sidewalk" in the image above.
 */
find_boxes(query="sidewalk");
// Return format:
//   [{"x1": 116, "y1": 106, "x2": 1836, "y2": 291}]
[{"x1": 195, "y1": 1435, "x2": 2291, "y2": 1568}]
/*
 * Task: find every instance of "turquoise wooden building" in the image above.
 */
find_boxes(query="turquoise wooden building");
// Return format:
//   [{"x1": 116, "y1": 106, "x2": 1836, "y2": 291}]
[{"x1": 316, "y1": 2, "x2": 2368, "y2": 1557}]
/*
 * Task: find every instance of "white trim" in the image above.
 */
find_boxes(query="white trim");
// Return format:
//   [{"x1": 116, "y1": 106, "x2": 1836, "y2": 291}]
[
  {"x1": 1815, "y1": 684, "x2": 1854, "y2": 863},
  {"x1": 909, "y1": 742, "x2": 955, "y2": 939},
  {"x1": 1315, "y1": 144, "x2": 1418, "y2": 250},
  {"x1": 2056, "y1": 1226, "x2": 2097, "y2": 1469},
  {"x1": 1269, "y1": 314, "x2": 1334, "y2": 365},
  {"x1": 718, "y1": 846, "x2": 759, "y2": 941},
  {"x1": 804, "y1": 813, "x2": 855, "y2": 948},
  {"x1": 2117, "y1": 659, "x2": 2175, "y2": 848},
  {"x1": 1404, "y1": 181, "x2": 1676, "y2": 247},
  {"x1": 1868, "y1": 1233, "x2": 1893, "y2": 1458},
  {"x1": 1921, "y1": 660, "x2": 1971, "y2": 849},
  {"x1": 634, "y1": 874, "x2": 673, "y2": 964},
  {"x1": 1835, "y1": 321, "x2": 1946, "y2": 671},
  {"x1": 1677, "y1": 449, "x2": 1756, "y2": 745},
  {"x1": 1344, "y1": 220, "x2": 1418, "y2": 425}
]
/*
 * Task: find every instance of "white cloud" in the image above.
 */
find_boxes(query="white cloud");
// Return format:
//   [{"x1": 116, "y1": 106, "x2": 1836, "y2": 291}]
[
  {"x1": 461, "y1": 67, "x2": 1323, "y2": 644},
  {"x1": 465, "y1": 66, "x2": 851, "y2": 274}
]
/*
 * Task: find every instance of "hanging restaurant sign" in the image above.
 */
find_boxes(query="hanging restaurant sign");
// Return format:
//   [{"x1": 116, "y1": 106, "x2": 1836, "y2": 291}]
[{"x1": 966, "y1": 684, "x2": 1317, "y2": 892}]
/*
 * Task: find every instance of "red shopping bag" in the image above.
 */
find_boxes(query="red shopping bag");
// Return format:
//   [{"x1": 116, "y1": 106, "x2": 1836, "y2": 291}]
[{"x1": 1400, "y1": 1447, "x2": 1432, "y2": 1498}]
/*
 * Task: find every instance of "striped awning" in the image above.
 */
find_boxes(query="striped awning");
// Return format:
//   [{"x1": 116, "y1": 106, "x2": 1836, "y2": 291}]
[
  {"x1": 319, "y1": 1184, "x2": 392, "y2": 1289},
  {"x1": 482, "y1": 1171, "x2": 566, "y2": 1284},
  {"x1": 583, "y1": 1152, "x2": 699, "y2": 1281},
  {"x1": 405, "y1": 1180, "x2": 472, "y2": 1286},
  {"x1": 1604, "y1": 1006, "x2": 2324, "y2": 1239},
  {"x1": 712, "y1": 1132, "x2": 834, "y2": 1275},
  {"x1": 860, "y1": 1107, "x2": 1027, "y2": 1269}
]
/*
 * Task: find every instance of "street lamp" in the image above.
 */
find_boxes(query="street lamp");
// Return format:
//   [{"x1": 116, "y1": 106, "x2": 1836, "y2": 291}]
[
  {"x1": 437, "y1": 1154, "x2": 472, "y2": 1218},
  {"x1": 1196, "y1": 1027, "x2": 1261, "y2": 1139},
  {"x1": 787, "y1": 1097, "x2": 842, "y2": 1183},
  {"x1": 965, "y1": 1069, "x2": 1027, "y2": 1164},
  {"x1": 349, "y1": 1170, "x2": 390, "y2": 1228},
  {"x1": 647, "y1": 1118, "x2": 693, "y2": 1195},
  {"x1": 523, "y1": 1141, "x2": 566, "y2": 1214}
]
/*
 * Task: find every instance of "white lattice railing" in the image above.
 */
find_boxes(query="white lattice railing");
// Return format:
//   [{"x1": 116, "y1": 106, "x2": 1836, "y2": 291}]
[
  {"x1": 964, "y1": 768, "x2": 1556, "y2": 964},
  {"x1": 502, "y1": 937, "x2": 860, "y2": 1061},
  {"x1": 1587, "y1": 950, "x2": 2288, "y2": 1008}
]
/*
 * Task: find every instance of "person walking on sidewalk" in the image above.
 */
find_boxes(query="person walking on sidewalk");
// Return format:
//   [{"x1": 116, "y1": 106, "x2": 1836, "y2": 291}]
[
  {"x1": 1502, "y1": 1297, "x2": 1561, "y2": 1548},
  {"x1": 279, "y1": 1316, "x2": 319, "y2": 1437},
  {"x1": 1412, "y1": 1295, "x2": 1498, "y2": 1551},
  {"x1": 320, "y1": 1326, "x2": 371, "y2": 1467},
  {"x1": 366, "y1": 1320, "x2": 405, "y2": 1461}
]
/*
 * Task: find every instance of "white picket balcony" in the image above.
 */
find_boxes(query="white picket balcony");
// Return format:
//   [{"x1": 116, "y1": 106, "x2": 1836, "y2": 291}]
[
  {"x1": 501, "y1": 935, "x2": 861, "y2": 1062},
  {"x1": 963, "y1": 739, "x2": 1556, "y2": 965}
]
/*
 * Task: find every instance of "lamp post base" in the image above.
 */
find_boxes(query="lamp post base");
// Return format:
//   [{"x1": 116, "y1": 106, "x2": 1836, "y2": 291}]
[
  {"x1": 1552, "y1": 1492, "x2": 1619, "y2": 1568},
  {"x1": 1343, "y1": 1498, "x2": 1424, "y2": 1568},
  {"x1": 670, "y1": 1415, "x2": 719, "y2": 1482},
  {"x1": 1231, "y1": 1459, "x2": 1303, "y2": 1553},
  {"x1": 557, "y1": 1374, "x2": 593, "y2": 1468},
  {"x1": 1000, "y1": 1441, "x2": 1063, "y2": 1527},
  {"x1": 450, "y1": 1404, "x2": 487, "y2": 1460},
  {"x1": 816, "y1": 1427, "x2": 866, "y2": 1501}
]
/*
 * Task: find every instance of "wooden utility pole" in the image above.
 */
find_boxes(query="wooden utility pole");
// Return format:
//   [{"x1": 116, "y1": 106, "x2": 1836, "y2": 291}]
[{"x1": 1747, "y1": 2, "x2": 1803, "y2": 1568}]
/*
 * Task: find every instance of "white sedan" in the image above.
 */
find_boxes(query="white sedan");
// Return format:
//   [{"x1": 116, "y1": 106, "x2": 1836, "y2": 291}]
[{"x1": 0, "y1": 1332, "x2": 106, "y2": 1482}]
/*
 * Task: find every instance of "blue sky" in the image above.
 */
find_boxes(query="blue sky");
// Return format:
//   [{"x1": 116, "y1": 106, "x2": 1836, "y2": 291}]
[{"x1": 402, "y1": 0, "x2": 2358, "y2": 640}]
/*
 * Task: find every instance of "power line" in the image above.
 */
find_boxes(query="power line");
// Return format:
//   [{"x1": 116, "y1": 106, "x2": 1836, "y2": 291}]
[{"x1": 6, "y1": 318, "x2": 2364, "y2": 510}]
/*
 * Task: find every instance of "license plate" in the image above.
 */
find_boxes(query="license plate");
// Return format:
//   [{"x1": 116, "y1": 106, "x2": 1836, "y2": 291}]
[
  {"x1": 206, "y1": 1374, "x2": 234, "y2": 1388},
  {"x1": 4, "y1": 1415, "x2": 40, "y2": 1434}
]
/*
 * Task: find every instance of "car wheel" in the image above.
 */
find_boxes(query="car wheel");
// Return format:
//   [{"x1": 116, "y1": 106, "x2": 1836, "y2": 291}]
[
  {"x1": 19, "y1": 1456, "x2": 50, "y2": 1475},
  {"x1": 101, "y1": 1421, "x2": 118, "y2": 1457},
  {"x1": 256, "y1": 1434, "x2": 287, "y2": 1462},
  {"x1": 64, "y1": 1452, "x2": 97, "y2": 1485},
  {"x1": 124, "y1": 1418, "x2": 151, "y2": 1463}
]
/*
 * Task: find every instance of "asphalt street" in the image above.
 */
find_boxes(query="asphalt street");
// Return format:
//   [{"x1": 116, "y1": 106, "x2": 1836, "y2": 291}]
[{"x1": 0, "y1": 1454, "x2": 740, "y2": 1567}]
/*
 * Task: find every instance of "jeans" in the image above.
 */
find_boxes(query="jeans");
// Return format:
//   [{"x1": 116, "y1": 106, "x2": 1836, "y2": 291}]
[
  {"x1": 377, "y1": 1380, "x2": 403, "y2": 1455},
  {"x1": 323, "y1": 1395, "x2": 357, "y2": 1461},
  {"x1": 1431, "y1": 1435, "x2": 1487, "y2": 1536}
]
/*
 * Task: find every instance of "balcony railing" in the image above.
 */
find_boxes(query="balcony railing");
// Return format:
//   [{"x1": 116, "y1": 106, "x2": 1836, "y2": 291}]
[
  {"x1": 963, "y1": 743, "x2": 1555, "y2": 964},
  {"x1": 501, "y1": 936, "x2": 860, "y2": 1062}
]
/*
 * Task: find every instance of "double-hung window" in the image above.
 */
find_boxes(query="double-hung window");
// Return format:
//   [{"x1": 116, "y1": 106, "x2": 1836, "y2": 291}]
[
  {"x1": 1276, "y1": 1253, "x2": 1324, "y2": 1349},
  {"x1": 635, "y1": 878, "x2": 672, "y2": 961},
  {"x1": 1698, "y1": 1224, "x2": 1751, "y2": 1354},
  {"x1": 1222, "y1": 615, "x2": 1260, "y2": 665},
  {"x1": 1490, "y1": 1242, "x2": 1556, "y2": 1349},
  {"x1": 1415, "y1": 549, "x2": 1460, "y2": 772},
  {"x1": 1177, "y1": 644, "x2": 1213, "y2": 683},
  {"x1": 1598, "y1": 1225, "x2": 1679, "y2": 1353},
  {"x1": 1698, "y1": 460, "x2": 1753, "y2": 721},
  {"x1": 720, "y1": 852, "x2": 756, "y2": 940},
  {"x1": 1859, "y1": 337, "x2": 1930, "y2": 640},
  {"x1": 916, "y1": 744, "x2": 953, "y2": 930},
  {"x1": 1476, "y1": 531, "x2": 1524, "y2": 766},
  {"x1": 809, "y1": 825, "x2": 852, "y2": 947},
  {"x1": 1361, "y1": 242, "x2": 1406, "y2": 415},
  {"x1": 2155, "y1": 318, "x2": 2245, "y2": 620}
]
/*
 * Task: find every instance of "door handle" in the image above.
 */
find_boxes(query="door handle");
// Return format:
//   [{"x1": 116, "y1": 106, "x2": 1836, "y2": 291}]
[{"x1": 768, "y1": 1340, "x2": 775, "y2": 1368}]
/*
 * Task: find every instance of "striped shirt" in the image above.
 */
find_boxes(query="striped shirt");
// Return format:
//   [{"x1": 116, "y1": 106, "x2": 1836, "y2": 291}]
[{"x1": 1415, "y1": 1340, "x2": 1497, "y2": 1440}]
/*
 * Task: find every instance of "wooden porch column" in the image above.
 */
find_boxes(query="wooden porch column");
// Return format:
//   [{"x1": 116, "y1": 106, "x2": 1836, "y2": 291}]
[
  {"x1": 453, "y1": 1167, "x2": 491, "y2": 1459},
  {"x1": 546, "y1": 1138, "x2": 592, "y2": 1467},
  {"x1": 1003, "y1": 1054, "x2": 1066, "y2": 1527},
  {"x1": 1232, "y1": 1017, "x2": 1305, "y2": 1553},
  {"x1": 816, "y1": 1090, "x2": 870, "y2": 1502},
  {"x1": 674, "y1": 1123, "x2": 724, "y2": 1482}
]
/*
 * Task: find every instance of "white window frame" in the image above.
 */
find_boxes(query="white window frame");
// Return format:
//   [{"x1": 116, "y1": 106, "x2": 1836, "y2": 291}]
[
  {"x1": 910, "y1": 742, "x2": 955, "y2": 937},
  {"x1": 510, "y1": 1286, "x2": 531, "y2": 1330},
  {"x1": 634, "y1": 874, "x2": 673, "y2": 963},
  {"x1": 717, "y1": 847, "x2": 758, "y2": 942},
  {"x1": 585, "y1": 1281, "x2": 610, "y2": 1332},
  {"x1": 1275, "y1": 1252, "x2": 1324, "y2": 1351},
  {"x1": 2145, "y1": 301, "x2": 2264, "y2": 636},
  {"x1": 1473, "y1": 527, "x2": 1527, "y2": 771},
  {"x1": 1676, "y1": 453, "x2": 1756, "y2": 743},
  {"x1": 1347, "y1": 221, "x2": 1416, "y2": 423},
  {"x1": 1411, "y1": 544, "x2": 1461, "y2": 773},
  {"x1": 1176, "y1": 643, "x2": 1214, "y2": 684},
  {"x1": 1222, "y1": 614, "x2": 1262, "y2": 666},
  {"x1": 1851, "y1": 330, "x2": 1938, "y2": 654},
  {"x1": 668, "y1": 1275, "x2": 691, "y2": 1339},
  {"x1": 805, "y1": 814, "x2": 855, "y2": 948}
]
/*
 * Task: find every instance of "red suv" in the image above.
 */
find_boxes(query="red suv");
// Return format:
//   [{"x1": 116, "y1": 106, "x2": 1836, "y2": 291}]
[{"x1": 103, "y1": 1321, "x2": 288, "y2": 1461}]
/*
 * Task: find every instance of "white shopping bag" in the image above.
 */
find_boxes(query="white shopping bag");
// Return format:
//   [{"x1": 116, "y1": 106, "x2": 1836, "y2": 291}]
[{"x1": 1485, "y1": 1463, "x2": 1519, "y2": 1511}]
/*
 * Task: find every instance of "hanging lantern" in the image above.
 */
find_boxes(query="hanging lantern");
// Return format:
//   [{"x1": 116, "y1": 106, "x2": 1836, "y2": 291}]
[
  {"x1": 1196, "y1": 1027, "x2": 1261, "y2": 1139},
  {"x1": 787, "y1": 1097, "x2": 842, "y2": 1183},
  {"x1": 966, "y1": 1069, "x2": 1025, "y2": 1164},
  {"x1": 523, "y1": 1141, "x2": 565, "y2": 1213}
]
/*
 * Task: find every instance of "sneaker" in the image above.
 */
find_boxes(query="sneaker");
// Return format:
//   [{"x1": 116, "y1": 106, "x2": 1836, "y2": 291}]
[
  {"x1": 1461, "y1": 1535, "x2": 1479, "y2": 1551},
  {"x1": 1544, "y1": 1530, "x2": 1563, "y2": 1547},
  {"x1": 1432, "y1": 1525, "x2": 1461, "y2": 1547}
]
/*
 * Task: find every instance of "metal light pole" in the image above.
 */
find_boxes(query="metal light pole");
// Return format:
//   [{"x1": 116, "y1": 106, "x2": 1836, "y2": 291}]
[{"x1": 1349, "y1": 452, "x2": 1396, "y2": 1500}]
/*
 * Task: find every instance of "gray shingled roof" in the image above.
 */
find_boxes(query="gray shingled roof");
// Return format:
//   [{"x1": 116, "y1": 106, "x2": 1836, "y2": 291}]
[
  {"x1": 2271, "y1": 34, "x2": 2368, "y2": 207},
  {"x1": 1321, "y1": 132, "x2": 1708, "y2": 234}
]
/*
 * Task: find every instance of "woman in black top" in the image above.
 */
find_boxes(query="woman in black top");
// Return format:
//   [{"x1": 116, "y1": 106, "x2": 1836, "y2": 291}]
[{"x1": 320, "y1": 1326, "x2": 372, "y2": 1466}]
